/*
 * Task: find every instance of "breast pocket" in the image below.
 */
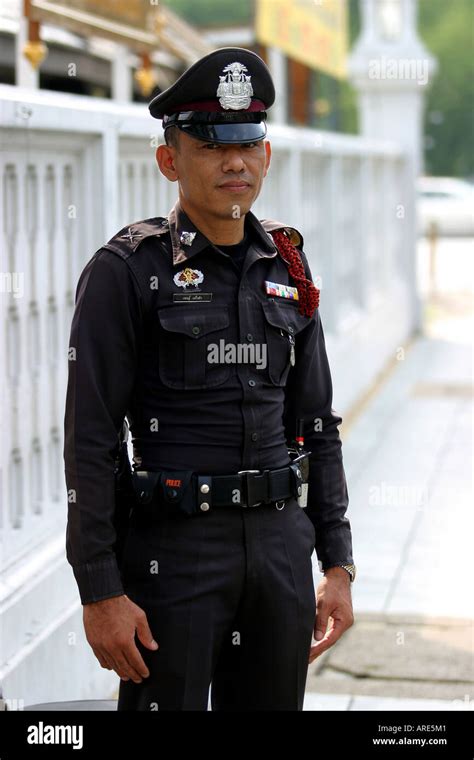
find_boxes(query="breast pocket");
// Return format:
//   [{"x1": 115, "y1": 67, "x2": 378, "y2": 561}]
[
  {"x1": 157, "y1": 305, "x2": 231, "y2": 390},
  {"x1": 261, "y1": 299, "x2": 309, "y2": 386}
]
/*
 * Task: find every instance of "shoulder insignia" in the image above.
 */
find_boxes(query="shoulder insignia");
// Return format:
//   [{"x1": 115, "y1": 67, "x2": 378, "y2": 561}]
[
  {"x1": 259, "y1": 219, "x2": 303, "y2": 248},
  {"x1": 102, "y1": 217, "x2": 170, "y2": 259}
]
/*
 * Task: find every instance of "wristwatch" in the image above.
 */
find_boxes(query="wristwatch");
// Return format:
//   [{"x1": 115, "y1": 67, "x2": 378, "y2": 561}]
[{"x1": 325, "y1": 563, "x2": 356, "y2": 582}]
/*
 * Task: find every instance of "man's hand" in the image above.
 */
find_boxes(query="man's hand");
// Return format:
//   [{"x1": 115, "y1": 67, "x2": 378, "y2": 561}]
[
  {"x1": 309, "y1": 567, "x2": 354, "y2": 663},
  {"x1": 83, "y1": 594, "x2": 159, "y2": 683}
]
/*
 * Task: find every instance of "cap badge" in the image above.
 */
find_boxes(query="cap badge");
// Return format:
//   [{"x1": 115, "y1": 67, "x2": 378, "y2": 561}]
[
  {"x1": 173, "y1": 267, "x2": 204, "y2": 288},
  {"x1": 180, "y1": 230, "x2": 197, "y2": 246},
  {"x1": 217, "y1": 62, "x2": 253, "y2": 110}
]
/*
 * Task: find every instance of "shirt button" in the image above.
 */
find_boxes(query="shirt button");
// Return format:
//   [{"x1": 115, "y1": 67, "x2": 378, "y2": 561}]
[
  {"x1": 246, "y1": 333, "x2": 253, "y2": 342},
  {"x1": 200, "y1": 502, "x2": 210, "y2": 512},
  {"x1": 192, "y1": 326, "x2": 200, "y2": 335},
  {"x1": 248, "y1": 379, "x2": 256, "y2": 387},
  {"x1": 251, "y1": 432, "x2": 258, "y2": 442}
]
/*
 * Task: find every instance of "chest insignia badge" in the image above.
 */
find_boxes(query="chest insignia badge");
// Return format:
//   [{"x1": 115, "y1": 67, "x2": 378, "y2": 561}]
[
  {"x1": 173, "y1": 267, "x2": 204, "y2": 288},
  {"x1": 179, "y1": 231, "x2": 197, "y2": 246}
]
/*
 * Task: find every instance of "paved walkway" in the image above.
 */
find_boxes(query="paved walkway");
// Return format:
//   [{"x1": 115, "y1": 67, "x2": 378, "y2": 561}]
[
  {"x1": 338, "y1": 326, "x2": 472, "y2": 618},
  {"x1": 303, "y1": 692, "x2": 472, "y2": 711},
  {"x1": 305, "y1": 236, "x2": 473, "y2": 710}
]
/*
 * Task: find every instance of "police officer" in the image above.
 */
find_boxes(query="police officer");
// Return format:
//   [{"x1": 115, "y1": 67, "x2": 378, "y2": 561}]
[{"x1": 64, "y1": 47, "x2": 355, "y2": 711}]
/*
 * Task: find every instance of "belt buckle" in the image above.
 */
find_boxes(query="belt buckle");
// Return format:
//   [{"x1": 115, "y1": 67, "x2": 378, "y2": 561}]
[{"x1": 237, "y1": 469, "x2": 262, "y2": 508}]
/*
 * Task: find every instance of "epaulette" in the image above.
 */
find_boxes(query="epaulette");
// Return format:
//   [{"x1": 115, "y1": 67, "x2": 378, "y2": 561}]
[
  {"x1": 99, "y1": 217, "x2": 170, "y2": 315},
  {"x1": 101, "y1": 217, "x2": 170, "y2": 261},
  {"x1": 259, "y1": 219, "x2": 304, "y2": 249}
]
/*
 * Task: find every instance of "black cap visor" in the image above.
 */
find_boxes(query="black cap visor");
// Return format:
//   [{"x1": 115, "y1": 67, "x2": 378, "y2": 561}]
[
  {"x1": 177, "y1": 121, "x2": 267, "y2": 144},
  {"x1": 163, "y1": 111, "x2": 267, "y2": 144}
]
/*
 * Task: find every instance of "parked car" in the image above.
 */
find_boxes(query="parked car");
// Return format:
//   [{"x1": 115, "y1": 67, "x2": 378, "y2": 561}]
[{"x1": 417, "y1": 176, "x2": 474, "y2": 237}]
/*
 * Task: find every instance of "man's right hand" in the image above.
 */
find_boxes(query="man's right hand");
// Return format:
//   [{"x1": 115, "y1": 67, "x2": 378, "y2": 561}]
[{"x1": 83, "y1": 594, "x2": 159, "y2": 683}]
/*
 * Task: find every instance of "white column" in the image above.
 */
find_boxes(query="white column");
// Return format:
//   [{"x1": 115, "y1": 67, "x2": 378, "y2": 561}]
[
  {"x1": 102, "y1": 121, "x2": 121, "y2": 239},
  {"x1": 348, "y1": 0, "x2": 437, "y2": 332},
  {"x1": 267, "y1": 47, "x2": 287, "y2": 125},
  {"x1": 111, "y1": 44, "x2": 133, "y2": 103},
  {"x1": 349, "y1": 0, "x2": 436, "y2": 175},
  {"x1": 15, "y1": 17, "x2": 39, "y2": 89}
]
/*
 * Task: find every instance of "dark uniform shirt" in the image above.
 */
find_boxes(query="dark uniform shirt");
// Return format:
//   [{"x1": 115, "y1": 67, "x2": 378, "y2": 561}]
[
  {"x1": 64, "y1": 199, "x2": 354, "y2": 604},
  {"x1": 217, "y1": 234, "x2": 250, "y2": 273}
]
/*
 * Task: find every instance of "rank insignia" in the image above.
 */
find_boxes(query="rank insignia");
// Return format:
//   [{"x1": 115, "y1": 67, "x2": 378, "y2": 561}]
[
  {"x1": 264, "y1": 280, "x2": 299, "y2": 300},
  {"x1": 120, "y1": 226, "x2": 144, "y2": 245},
  {"x1": 173, "y1": 267, "x2": 204, "y2": 288}
]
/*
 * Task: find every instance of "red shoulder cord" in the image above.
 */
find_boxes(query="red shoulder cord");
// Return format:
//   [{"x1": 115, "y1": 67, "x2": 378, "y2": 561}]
[{"x1": 270, "y1": 230, "x2": 320, "y2": 318}]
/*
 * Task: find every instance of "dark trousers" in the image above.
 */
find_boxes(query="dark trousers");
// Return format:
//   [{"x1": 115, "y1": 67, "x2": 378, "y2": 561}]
[{"x1": 117, "y1": 493, "x2": 316, "y2": 711}]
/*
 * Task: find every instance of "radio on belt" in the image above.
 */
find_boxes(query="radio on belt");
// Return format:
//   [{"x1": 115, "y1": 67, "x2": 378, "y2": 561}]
[{"x1": 288, "y1": 418, "x2": 310, "y2": 508}]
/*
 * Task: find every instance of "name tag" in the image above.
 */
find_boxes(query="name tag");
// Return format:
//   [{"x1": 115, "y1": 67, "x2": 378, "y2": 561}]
[
  {"x1": 264, "y1": 281, "x2": 299, "y2": 300},
  {"x1": 173, "y1": 292, "x2": 213, "y2": 302}
]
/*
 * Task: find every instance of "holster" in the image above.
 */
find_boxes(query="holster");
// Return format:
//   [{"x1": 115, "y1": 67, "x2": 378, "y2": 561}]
[{"x1": 112, "y1": 422, "x2": 136, "y2": 568}]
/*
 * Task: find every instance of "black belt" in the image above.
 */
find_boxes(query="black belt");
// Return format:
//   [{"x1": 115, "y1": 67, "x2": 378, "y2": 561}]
[
  {"x1": 205, "y1": 466, "x2": 295, "y2": 509},
  {"x1": 132, "y1": 463, "x2": 304, "y2": 512}
]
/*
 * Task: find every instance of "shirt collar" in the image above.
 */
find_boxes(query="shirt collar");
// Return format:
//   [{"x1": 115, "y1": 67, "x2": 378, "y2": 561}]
[{"x1": 168, "y1": 199, "x2": 277, "y2": 267}]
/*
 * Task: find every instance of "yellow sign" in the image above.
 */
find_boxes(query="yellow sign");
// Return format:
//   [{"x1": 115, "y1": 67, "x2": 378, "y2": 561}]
[{"x1": 256, "y1": 0, "x2": 348, "y2": 79}]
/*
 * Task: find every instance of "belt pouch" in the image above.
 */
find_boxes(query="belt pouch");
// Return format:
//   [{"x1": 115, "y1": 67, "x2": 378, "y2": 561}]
[{"x1": 159, "y1": 470, "x2": 196, "y2": 516}]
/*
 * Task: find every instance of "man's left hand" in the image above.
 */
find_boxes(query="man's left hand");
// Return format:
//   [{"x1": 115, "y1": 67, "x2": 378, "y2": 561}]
[{"x1": 309, "y1": 567, "x2": 354, "y2": 663}]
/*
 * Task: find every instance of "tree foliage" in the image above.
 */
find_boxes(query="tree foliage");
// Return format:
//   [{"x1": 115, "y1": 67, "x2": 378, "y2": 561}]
[
  {"x1": 418, "y1": 0, "x2": 474, "y2": 177},
  {"x1": 165, "y1": 0, "x2": 253, "y2": 27}
]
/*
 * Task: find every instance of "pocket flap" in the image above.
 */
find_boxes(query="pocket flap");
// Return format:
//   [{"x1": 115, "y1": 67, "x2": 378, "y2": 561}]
[
  {"x1": 261, "y1": 299, "x2": 308, "y2": 333},
  {"x1": 157, "y1": 305, "x2": 229, "y2": 338}
]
